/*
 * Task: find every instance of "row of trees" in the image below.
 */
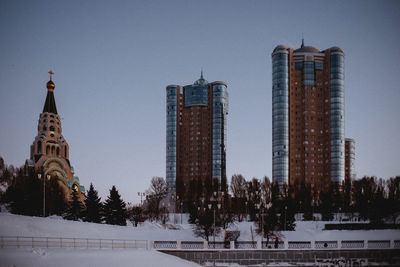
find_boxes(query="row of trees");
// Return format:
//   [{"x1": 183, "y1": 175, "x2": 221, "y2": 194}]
[
  {"x1": 230, "y1": 174, "x2": 400, "y2": 223},
  {"x1": 0, "y1": 157, "x2": 129, "y2": 226},
  {"x1": 2, "y1": 156, "x2": 400, "y2": 242}
]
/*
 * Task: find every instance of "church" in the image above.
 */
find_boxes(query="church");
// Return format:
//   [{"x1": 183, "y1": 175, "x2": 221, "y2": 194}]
[{"x1": 26, "y1": 71, "x2": 85, "y2": 202}]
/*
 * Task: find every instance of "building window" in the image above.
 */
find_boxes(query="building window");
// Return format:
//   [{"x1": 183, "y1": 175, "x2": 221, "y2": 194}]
[{"x1": 37, "y1": 141, "x2": 42, "y2": 154}]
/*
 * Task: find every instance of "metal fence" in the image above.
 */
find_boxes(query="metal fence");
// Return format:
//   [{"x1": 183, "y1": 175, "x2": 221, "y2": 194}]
[
  {"x1": 152, "y1": 239, "x2": 400, "y2": 250},
  {"x1": 1, "y1": 237, "x2": 399, "y2": 251},
  {"x1": 0, "y1": 236, "x2": 148, "y2": 250}
]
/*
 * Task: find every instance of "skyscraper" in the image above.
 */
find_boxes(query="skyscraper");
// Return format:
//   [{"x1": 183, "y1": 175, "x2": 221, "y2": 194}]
[
  {"x1": 166, "y1": 72, "x2": 228, "y2": 199},
  {"x1": 27, "y1": 71, "x2": 85, "y2": 202},
  {"x1": 345, "y1": 138, "x2": 355, "y2": 182},
  {"x1": 272, "y1": 41, "x2": 351, "y2": 193}
]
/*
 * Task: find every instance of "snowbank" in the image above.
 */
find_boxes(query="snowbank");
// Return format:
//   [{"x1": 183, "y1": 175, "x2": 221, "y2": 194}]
[
  {"x1": 1, "y1": 212, "x2": 399, "y2": 243},
  {"x1": 0, "y1": 248, "x2": 202, "y2": 267}
]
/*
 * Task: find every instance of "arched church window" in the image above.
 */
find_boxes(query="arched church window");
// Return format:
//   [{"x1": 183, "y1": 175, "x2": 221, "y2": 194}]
[
  {"x1": 72, "y1": 184, "x2": 78, "y2": 192},
  {"x1": 37, "y1": 141, "x2": 42, "y2": 154},
  {"x1": 46, "y1": 145, "x2": 50, "y2": 155},
  {"x1": 51, "y1": 146, "x2": 55, "y2": 155},
  {"x1": 56, "y1": 147, "x2": 60, "y2": 156},
  {"x1": 43, "y1": 126, "x2": 47, "y2": 131},
  {"x1": 50, "y1": 126, "x2": 55, "y2": 131}
]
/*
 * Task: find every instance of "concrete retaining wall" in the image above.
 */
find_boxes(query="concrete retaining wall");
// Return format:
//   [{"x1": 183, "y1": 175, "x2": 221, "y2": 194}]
[{"x1": 160, "y1": 249, "x2": 400, "y2": 266}]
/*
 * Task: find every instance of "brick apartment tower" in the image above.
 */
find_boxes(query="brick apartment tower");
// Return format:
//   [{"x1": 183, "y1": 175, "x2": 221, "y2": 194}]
[
  {"x1": 26, "y1": 71, "x2": 85, "y2": 202},
  {"x1": 166, "y1": 72, "x2": 228, "y2": 200},
  {"x1": 272, "y1": 41, "x2": 353, "y2": 194},
  {"x1": 345, "y1": 138, "x2": 355, "y2": 183}
]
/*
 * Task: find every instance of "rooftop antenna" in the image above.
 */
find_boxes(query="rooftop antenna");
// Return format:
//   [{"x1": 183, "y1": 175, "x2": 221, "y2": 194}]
[
  {"x1": 301, "y1": 33, "x2": 304, "y2": 48},
  {"x1": 200, "y1": 68, "x2": 204, "y2": 79}
]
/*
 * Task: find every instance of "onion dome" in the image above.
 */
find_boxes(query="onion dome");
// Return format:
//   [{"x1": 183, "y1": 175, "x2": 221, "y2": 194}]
[
  {"x1": 43, "y1": 70, "x2": 58, "y2": 114},
  {"x1": 46, "y1": 80, "x2": 55, "y2": 90}
]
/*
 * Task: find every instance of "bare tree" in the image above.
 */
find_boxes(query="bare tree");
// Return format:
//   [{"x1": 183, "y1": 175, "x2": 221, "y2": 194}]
[
  {"x1": 261, "y1": 176, "x2": 272, "y2": 204},
  {"x1": 145, "y1": 177, "x2": 168, "y2": 221},
  {"x1": 230, "y1": 174, "x2": 247, "y2": 198}
]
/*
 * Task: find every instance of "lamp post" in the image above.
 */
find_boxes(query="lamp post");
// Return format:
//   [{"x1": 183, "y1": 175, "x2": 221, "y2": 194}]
[
  {"x1": 180, "y1": 200, "x2": 183, "y2": 224},
  {"x1": 38, "y1": 174, "x2": 50, "y2": 217},
  {"x1": 284, "y1": 205, "x2": 288, "y2": 231},
  {"x1": 256, "y1": 203, "x2": 262, "y2": 243}
]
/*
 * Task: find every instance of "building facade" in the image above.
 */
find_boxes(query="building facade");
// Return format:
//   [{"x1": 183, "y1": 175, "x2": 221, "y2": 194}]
[
  {"x1": 345, "y1": 138, "x2": 355, "y2": 182},
  {"x1": 26, "y1": 71, "x2": 85, "y2": 202},
  {"x1": 272, "y1": 41, "x2": 350, "y2": 193},
  {"x1": 166, "y1": 73, "x2": 228, "y2": 199}
]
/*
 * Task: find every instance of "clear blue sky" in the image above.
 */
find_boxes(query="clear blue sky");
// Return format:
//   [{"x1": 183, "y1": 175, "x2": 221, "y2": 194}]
[{"x1": 1, "y1": 0, "x2": 399, "y2": 204}]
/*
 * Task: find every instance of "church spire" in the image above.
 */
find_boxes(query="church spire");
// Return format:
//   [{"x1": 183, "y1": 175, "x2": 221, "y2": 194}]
[{"x1": 43, "y1": 70, "x2": 58, "y2": 114}]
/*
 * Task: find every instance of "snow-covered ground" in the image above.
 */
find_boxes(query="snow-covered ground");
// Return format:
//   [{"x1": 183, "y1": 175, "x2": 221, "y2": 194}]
[
  {"x1": 0, "y1": 248, "x2": 202, "y2": 267},
  {"x1": 1, "y1": 212, "x2": 399, "y2": 242},
  {"x1": 0, "y1": 212, "x2": 400, "y2": 267},
  {"x1": 235, "y1": 220, "x2": 400, "y2": 241}
]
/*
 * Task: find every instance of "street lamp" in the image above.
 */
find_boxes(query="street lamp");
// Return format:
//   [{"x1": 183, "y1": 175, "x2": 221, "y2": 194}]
[
  {"x1": 208, "y1": 202, "x2": 217, "y2": 248},
  {"x1": 284, "y1": 205, "x2": 288, "y2": 231},
  {"x1": 38, "y1": 174, "x2": 50, "y2": 217},
  {"x1": 180, "y1": 200, "x2": 183, "y2": 224}
]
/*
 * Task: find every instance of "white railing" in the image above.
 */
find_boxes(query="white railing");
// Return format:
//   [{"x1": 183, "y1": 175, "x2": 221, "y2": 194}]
[
  {"x1": 0, "y1": 236, "x2": 148, "y2": 250},
  {"x1": 1, "y1": 237, "x2": 399, "y2": 251},
  {"x1": 151, "y1": 239, "x2": 400, "y2": 250}
]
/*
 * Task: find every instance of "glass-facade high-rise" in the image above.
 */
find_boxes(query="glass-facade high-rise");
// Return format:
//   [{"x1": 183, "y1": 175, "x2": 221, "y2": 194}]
[
  {"x1": 271, "y1": 43, "x2": 352, "y2": 193},
  {"x1": 166, "y1": 73, "x2": 228, "y2": 199},
  {"x1": 272, "y1": 47, "x2": 289, "y2": 186}
]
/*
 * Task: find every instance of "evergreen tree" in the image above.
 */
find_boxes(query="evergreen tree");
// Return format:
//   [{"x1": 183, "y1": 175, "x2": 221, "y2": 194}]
[
  {"x1": 352, "y1": 177, "x2": 376, "y2": 220},
  {"x1": 104, "y1": 185, "x2": 128, "y2": 226},
  {"x1": 84, "y1": 183, "x2": 103, "y2": 223},
  {"x1": 188, "y1": 200, "x2": 199, "y2": 224},
  {"x1": 302, "y1": 184, "x2": 314, "y2": 221},
  {"x1": 370, "y1": 178, "x2": 386, "y2": 225},
  {"x1": 279, "y1": 188, "x2": 296, "y2": 230},
  {"x1": 46, "y1": 177, "x2": 67, "y2": 216},
  {"x1": 258, "y1": 203, "x2": 279, "y2": 244},
  {"x1": 193, "y1": 208, "x2": 220, "y2": 242},
  {"x1": 6, "y1": 167, "x2": 42, "y2": 216},
  {"x1": 387, "y1": 176, "x2": 400, "y2": 224},
  {"x1": 320, "y1": 189, "x2": 334, "y2": 221},
  {"x1": 64, "y1": 190, "x2": 85, "y2": 221}
]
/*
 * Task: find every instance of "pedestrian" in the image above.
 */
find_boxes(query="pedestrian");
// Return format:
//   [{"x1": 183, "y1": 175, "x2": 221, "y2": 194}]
[{"x1": 274, "y1": 236, "x2": 279, "y2": 248}]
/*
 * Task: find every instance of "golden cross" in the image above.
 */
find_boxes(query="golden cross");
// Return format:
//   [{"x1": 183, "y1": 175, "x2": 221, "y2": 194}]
[{"x1": 48, "y1": 70, "x2": 54, "y2": 80}]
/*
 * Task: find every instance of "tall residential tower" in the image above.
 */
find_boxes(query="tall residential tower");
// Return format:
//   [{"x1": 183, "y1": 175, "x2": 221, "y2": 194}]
[
  {"x1": 166, "y1": 73, "x2": 228, "y2": 199},
  {"x1": 272, "y1": 41, "x2": 353, "y2": 193}
]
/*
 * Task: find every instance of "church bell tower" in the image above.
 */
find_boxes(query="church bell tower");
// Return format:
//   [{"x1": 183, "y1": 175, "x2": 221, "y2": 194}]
[{"x1": 27, "y1": 71, "x2": 85, "y2": 200}]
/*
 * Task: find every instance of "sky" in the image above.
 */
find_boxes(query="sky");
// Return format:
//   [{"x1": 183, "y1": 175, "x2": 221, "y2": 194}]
[{"x1": 0, "y1": 0, "x2": 399, "y2": 204}]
